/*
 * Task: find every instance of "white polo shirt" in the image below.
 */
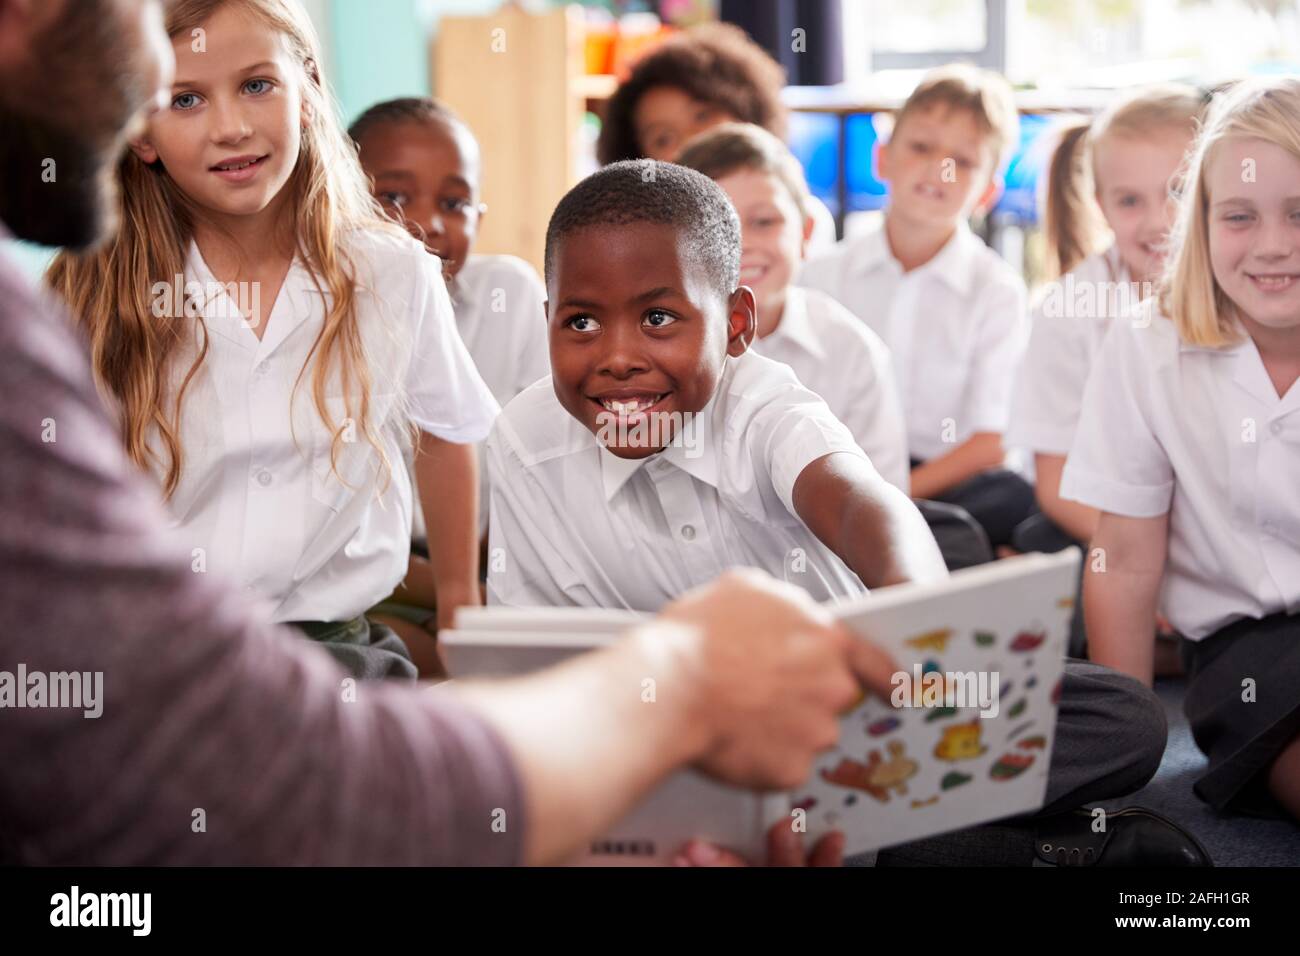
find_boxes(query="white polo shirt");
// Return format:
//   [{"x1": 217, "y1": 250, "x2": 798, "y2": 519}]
[
  {"x1": 438, "y1": 253, "x2": 550, "y2": 539},
  {"x1": 1060, "y1": 302, "x2": 1300, "y2": 641},
  {"x1": 156, "y1": 229, "x2": 499, "y2": 624},
  {"x1": 799, "y1": 220, "x2": 1029, "y2": 461},
  {"x1": 449, "y1": 254, "x2": 550, "y2": 407},
  {"x1": 1010, "y1": 245, "x2": 1135, "y2": 455},
  {"x1": 485, "y1": 349, "x2": 873, "y2": 612},
  {"x1": 750, "y1": 286, "x2": 910, "y2": 491}
]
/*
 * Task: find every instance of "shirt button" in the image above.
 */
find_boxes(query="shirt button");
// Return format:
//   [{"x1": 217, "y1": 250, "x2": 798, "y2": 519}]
[
  {"x1": 255, "y1": 469, "x2": 273, "y2": 487},
  {"x1": 680, "y1": 524, "x2": 696, "y2": 541},
  {"x1": 1262, "y1": 522, "x2": 1276, "y2": 537},
  {"x1": 1270, "y1": 421, "x2": 1283, "y2": 436},
  {"x1": 255, "y1": 360, "x2": 270, "y2": 376}
]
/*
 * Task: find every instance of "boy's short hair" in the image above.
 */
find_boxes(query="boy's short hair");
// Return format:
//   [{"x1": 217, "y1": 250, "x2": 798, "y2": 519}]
[
  {"x1": 675, "y1": 122, "x2": 813, "y2": 220},
  {"x1": 544, "y1": 159, "x2": 741, "y2": 298},
  {"x1": 597, "y1": 23, "x2": 788, "y2": 165},
  {"x1": 348, "y1": 96, "x2": 471, "y2": 151},
  {"x1": 894, "y1": 64, "x2": 1020, "y2": 171}
]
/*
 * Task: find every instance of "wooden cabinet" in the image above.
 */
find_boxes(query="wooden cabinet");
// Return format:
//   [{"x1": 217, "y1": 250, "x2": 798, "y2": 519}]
[{"x1": 434, "y1": 5, "x2": 615, "y2": 275}]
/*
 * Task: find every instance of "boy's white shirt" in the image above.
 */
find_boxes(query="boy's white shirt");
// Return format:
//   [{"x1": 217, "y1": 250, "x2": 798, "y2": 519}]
[
  {"x1": 485, "y1": 349, "x2": 874, "y2": 612},
  {"x1": 1060, "y1": 300, "x2": 1300, "y2": 641},
  {"x1": 749, "y1": 285, "x2": 910, "y2": 492},
  {"x1": 157, "y1": 229, "x2": 500, "y2": 624},
  {"x1": 1009, "y1": 244, "x2": 1133, "y2": 455},
  {"x1": 798, "y1": 218, "x2": 1029, "y2": 462}
]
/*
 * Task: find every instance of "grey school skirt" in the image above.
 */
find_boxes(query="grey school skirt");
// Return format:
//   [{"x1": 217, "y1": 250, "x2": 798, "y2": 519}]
[
  {"x1": 289, "y1": 616, "x2": 418, "y2": 682},
  {"x1": 1181, "y1": 611, "x2": 1300, "y2": 817}
]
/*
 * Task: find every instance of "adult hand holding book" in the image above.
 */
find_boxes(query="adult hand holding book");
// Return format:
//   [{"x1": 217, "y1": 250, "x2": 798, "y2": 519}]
[
  {"x1": 658, "y1": 568, "x2": 898, "y2": 791},
  {"x1": 448, "y1": 568, "x2": 890, "y2": 866}
]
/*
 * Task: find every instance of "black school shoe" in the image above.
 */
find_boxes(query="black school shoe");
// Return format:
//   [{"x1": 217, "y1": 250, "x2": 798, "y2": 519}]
[{"x1": 1033, "y1": 807, "x2": 1212, "y2": 866}]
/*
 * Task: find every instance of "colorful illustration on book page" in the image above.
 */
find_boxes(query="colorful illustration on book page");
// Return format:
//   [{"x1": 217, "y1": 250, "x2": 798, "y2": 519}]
[{"x1": 800, "y1": 565, "x2": 1077, "y2": 857}]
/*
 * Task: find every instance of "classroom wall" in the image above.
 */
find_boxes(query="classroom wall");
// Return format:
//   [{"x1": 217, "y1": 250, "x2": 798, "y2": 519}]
[
  {"x1": 322, "y1": 0, "x2": 510, "y2": 125},
  {"x1": 325, "y1": 0, "x2": 430, "y2": 125}
]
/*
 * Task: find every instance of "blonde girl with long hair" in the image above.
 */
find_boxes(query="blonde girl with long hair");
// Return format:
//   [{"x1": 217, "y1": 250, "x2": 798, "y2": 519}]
[
  {"x1": 1061, "y1": 77, "x2": 1300, "y2": 821},
  {"x1": 48, "y1": 0, "x2": 498, "y2": 679},
  {"x1": 1011, "y1": 85, "x2": 1202, "y2": 548}
]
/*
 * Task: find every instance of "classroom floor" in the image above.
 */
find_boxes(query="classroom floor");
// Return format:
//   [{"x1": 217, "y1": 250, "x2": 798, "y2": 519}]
[{"x1": 1094, "y1": 678, "x2": 1300, "y2": 867}]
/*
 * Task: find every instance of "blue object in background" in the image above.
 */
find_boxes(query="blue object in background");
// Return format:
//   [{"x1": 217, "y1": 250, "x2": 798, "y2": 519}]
[
  {"x1": 786, "y1": 111, "x2": 842, "y2": 216},
  {"x1": 992, "y1": 112, "x2": 1053, "y2": 225},
  {"x1": 844, "y1": 113, "x2": 889, "y2": 214},
  {"x1": 786, "y1": 108, "x2": 1063, "y2": 228}
]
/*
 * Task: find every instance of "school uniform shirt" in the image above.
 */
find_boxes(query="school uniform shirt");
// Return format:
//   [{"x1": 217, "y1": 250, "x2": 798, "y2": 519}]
[
  {"x1": 450, "y1": 254, "x2": 551, "y2": 408},
  {"x1": 438, "y1": 254, "x2": 550, "y2": 540},
  {"x1": 1010, "y1": 245, "x2": 1135, "y2": 455},
  {"x1": 485, "y1": 349, "x2": 874, "y2": 611},
  {"x1": 157, "y1": 229, "x2": 500, "y2": 624},
  {"x1": 749, "y1": 285, "x2": 910, "y2": 491},
  {"x1": 1059, "y1": 301, "x2": 1300, "y2": 641},
  {"x1": 798, "y1": 220, "x2": 1029, "y2": 462}
]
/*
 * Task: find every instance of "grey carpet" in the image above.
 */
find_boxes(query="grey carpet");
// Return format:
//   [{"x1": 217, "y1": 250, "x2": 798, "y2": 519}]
[{"x1": 1093, "y1": 677, "x2": 1300, "y2": 867}]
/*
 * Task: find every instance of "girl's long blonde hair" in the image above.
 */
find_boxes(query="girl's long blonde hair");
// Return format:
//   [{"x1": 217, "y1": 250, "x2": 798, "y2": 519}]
[
  {"x1": 1042, "y1": 85, "x2": 1203, "y2": 279},
  {"x1": 47, "y1": 0, "x2": 404, "y2": 497},
  {"x1": 1162, "y1": 77, "x2": 1300, "y2": 348}
]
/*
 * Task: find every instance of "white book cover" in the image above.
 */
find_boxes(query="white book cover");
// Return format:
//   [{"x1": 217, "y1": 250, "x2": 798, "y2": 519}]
[{"x1": 442, "y1": 549, "x2": 1081, "y2": 864}]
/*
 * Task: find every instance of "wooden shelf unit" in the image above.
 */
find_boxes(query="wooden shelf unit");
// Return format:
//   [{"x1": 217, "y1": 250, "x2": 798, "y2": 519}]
[{"x1": 434, "y1": 5, "x2": 616, "y2": 275}]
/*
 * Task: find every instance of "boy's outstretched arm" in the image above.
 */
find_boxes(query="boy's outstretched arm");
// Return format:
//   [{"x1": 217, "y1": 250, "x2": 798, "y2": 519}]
[{"x1": 793, "y1": 451, "x2": 948, "y2": 589}]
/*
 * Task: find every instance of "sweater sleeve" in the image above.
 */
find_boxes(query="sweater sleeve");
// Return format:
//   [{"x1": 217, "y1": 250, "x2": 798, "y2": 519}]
[{"x1": 0, "y1": 251, "x2": 524, "y2": 865}]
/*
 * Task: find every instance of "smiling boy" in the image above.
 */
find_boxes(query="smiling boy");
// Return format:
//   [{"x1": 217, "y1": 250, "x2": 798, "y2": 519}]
[
  {"x1": 485, "y1": 161, "x2": 946, "y2": 611},
  {"x1": 800, "y1": 65, "x2": 1034, "y2": 552}
]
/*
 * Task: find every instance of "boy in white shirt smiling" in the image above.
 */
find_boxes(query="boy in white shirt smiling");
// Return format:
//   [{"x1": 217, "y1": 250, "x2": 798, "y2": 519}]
[
  {"x1": 486, "y1": 160, "x2": 945, "y2": 611},
  {"x1": 677, "y1": 122, "x2": 910, "y2": 493},
  {"x1": 800, "y1": 64, "x2": 1034, "y2": 554}
]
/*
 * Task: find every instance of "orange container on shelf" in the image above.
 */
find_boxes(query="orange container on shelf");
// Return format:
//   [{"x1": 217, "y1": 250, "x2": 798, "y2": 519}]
[
  {"x1": 583, "y1": 21, "x2": 616, "y2": 75},
  {"x1": 609, "y1": 15, "x2": 675, "y2": 79}
]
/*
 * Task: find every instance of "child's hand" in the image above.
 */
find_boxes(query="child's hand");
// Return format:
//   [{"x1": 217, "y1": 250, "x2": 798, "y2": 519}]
[{"x1": 673, "y1": 821, "x2": 846, "y2": 867}]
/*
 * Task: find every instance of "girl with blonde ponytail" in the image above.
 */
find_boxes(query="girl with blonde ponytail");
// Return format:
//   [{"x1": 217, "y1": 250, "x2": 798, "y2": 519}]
[
  {"x1": 1011, "y1": 85, "x2": 1202, "y2": 550},
  {"x1": 48, "y1": 0, "x2": 498, "y2": 679}
]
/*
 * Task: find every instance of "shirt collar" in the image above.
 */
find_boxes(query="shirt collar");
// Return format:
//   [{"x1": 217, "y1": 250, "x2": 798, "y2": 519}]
[
  {"x1": 598, "y1": 382, "x2": 722, "y2": 501},
  {"x1": 1180, "y1": 325, "x2": 1300, "y2": 411},
  {"x1": 185, "y1": 240, "x2": 317, "y2": 355},
  {"x1": 762, "y1": 286, "x2": 825, "y2": 362},
  {"x1": 850, "y1": 219, "x2": 979, "y2": 295}
]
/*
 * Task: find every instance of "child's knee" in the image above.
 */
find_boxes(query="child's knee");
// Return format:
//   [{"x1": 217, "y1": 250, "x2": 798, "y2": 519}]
[{"x1": 1106, "y1": 671, "x2": 1168, "y2": 786}]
